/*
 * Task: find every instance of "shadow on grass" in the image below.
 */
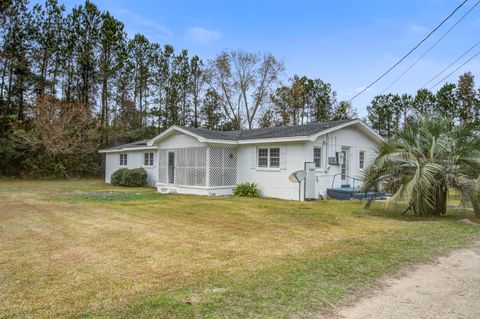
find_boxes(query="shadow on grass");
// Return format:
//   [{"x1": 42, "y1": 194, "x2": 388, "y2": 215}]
[
  {"x1": 353, "y1": 200, "x2": 478, "y2": 223},
  {"x1": 53, "y1": 191, "x2": 165, "y2": 203}
]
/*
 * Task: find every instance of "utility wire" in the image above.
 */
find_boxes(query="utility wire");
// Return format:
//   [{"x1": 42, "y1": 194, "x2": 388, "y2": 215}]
[
  {"x1": 381, "y1": 0, "x2": 480, "y2": 94},
  {"x1": 422, "y1": 40, "x2": 480, "y2": 88},
  {"x1": 348, "y1": 0, "x2": 469, "y2": 102},
  {"x1": 430, "y1": 49, "x2": 480, "y2": 89}
]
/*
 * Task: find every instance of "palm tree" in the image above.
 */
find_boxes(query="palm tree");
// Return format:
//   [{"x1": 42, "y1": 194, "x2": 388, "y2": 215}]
[{"x1": 363, "y1": 117, "x2": 480, "y2": 216}]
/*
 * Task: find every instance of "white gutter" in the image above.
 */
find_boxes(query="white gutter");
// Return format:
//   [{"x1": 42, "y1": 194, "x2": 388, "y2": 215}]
[{"x1": 98, "y1": 146, "x2": 158, "y2": 154}]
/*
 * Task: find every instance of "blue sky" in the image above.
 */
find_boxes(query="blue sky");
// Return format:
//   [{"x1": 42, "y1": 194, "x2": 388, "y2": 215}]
[{"x1": 62, "y1": 0, "x2": 480, "y2": 116}]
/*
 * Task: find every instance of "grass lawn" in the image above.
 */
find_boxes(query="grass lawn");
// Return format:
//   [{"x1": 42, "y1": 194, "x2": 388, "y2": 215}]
[{"x1": 1, "y1": 179, "x2": 479, "y2": 318}]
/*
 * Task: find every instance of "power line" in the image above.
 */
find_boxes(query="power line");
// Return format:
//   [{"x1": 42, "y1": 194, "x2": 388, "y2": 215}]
[
  {"x1": 430, "y1": 49, "x2": 480, "y2": 89},
  {"x1": 348, "y1": 0, "x2": 469, "y2": 102},
  {"x1": 422, "y1": 40, "x2": 480, "y2": 88},
  {"x1": 381, "y1": 0, "x2": 480, "y2": 94}
]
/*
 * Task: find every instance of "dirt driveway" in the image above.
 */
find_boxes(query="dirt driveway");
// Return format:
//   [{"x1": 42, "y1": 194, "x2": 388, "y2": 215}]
[{"x1": 335, "y1": 239, "x2": 480, "y2": 319}]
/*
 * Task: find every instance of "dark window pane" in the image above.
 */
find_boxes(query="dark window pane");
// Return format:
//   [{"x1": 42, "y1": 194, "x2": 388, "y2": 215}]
[
  {"x1": 270, "y1": 157, "x2": 280, "y2": 167},
  {"x1": 269, "y1": 148, "x2": 279, "y2": 157},
  {"x1": 258, "y1": 158, "x2": 268, "y2": 167}
]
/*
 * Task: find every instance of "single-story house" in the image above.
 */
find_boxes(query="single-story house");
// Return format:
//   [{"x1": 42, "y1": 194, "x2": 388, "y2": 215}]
[{"x1": 98, "y1": 119, "x2": 384, "y2": 201}]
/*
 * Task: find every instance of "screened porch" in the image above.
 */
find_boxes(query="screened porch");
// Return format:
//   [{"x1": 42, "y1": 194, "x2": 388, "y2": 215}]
[{"x1": 157, "y1": 146, "x2": 238, "y2": 190}]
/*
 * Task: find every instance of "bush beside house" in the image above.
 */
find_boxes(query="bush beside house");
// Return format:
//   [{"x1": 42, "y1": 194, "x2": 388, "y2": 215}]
[
  {"x1": 233, "y1": 182, "x2": 262, "y2": 197},
  {"x1": 111, "y1": 168, "x2": 147, "y2": 187}
]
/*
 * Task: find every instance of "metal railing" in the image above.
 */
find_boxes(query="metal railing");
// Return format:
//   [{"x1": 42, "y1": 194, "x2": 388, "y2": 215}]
[{"x1": 330, "y1": 173, "x2": 363, "y2": 190}]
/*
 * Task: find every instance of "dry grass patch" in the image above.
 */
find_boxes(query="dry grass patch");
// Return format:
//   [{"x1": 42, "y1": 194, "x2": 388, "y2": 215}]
[{"x1": 0, "y1": 179, "x2": 478, "y2": 318}]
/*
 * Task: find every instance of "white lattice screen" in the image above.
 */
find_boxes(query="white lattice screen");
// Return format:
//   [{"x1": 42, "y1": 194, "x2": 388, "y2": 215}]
[
  {"x1": 158, "y1": 147, "x2": 207, "y2": 186},
  {"x1": 175, "y1": 147, "x2": 207, "y2": 186},
  {"x1": 158, "y1": 149, "x2": 167, "y2": 183},
  {"x1": 209, "y1": 147, "x2": 237, "y2": 187},
  {"x1": 158, "y1": 146, "x2": 236, "y2": 188}
]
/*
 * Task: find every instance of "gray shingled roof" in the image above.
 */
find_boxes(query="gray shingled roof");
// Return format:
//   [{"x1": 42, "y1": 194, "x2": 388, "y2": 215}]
[
  {"x1": 100, "y1": 119, "x2": 356, "y2": 151},
  {"x1": 180, "y1": 119, "x2": 355, "y2": 140}
]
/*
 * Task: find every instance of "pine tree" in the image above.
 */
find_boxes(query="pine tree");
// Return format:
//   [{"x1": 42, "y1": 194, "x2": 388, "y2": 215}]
[
  {"x1": 74, "y1": 0, "x2": 101, "y2": 106},
  {"x1": 31, "y1": 0, "x2": 65, "y2": 95},
  {"x1": 332, "y1": 100, "x2": 356, "y2": 121},
  {"x1": 456, "y1": 72, "x2": 478, "y2": 127},
  {"x1": 0, "y1": 0, "x2": 34, "y2": 122},
  {"x1": 413, "y1": 88, "x2": 436, "y2": 116},
  {"x1": 309, "y1": 78, "x2": 336, "y2": 122},
  {"x1": 201, "y1": 88, "x2": 223, "y2": 129},
  {"x1": 128, "y1": 34, "x2": 154, "y2": 126},
  {"x1": 99, "y1": 11, "x2": 125, "y2": 142},
  {"x1": 435, "y1": 83, "x2": 457, "y2": 127},
  {"x1": 189, "y1": 55, "x2": 204, "y2": 128},
  {"x1": 367, "y1": 94, "x2": 401, "y2": 138}
]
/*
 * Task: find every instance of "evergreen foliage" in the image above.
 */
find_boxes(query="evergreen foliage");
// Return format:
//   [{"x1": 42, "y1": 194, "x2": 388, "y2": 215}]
[{"x1": 111, "y1": 167, "x2": 147, "y2": 187}]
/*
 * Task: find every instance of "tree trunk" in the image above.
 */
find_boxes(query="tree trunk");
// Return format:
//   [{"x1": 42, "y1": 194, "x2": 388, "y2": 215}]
[{"x1": 433, "y1": 184, "x2": 448, "y2": 216}]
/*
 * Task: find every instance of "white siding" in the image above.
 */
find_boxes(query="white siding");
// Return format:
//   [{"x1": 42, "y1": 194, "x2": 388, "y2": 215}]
[
  {"x1": 305, "y1": 125, "x2": 379, "y2": 197},
  {"x1": 237, "y1": 142, "x2": 306, "y2": 200},
  {"x1": 104, "y1": 123, "x2": 380, "y2": 200},
  {"x1": 157, "y1": 133, "x2": 204, "y2": 149},
  {"x1": 104, "y1": 151, "x2": 157, "y2": 186}
]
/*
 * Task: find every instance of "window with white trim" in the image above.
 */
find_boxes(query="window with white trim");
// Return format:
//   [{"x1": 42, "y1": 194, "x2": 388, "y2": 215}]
[
  {"x1": 258, "y1": 148, "x2": 268, "y2": 167},
  {"x1": 313, "y1": 147, "x2": 322, "y2": 168},
  {"x1": 269, "y1": 148, "x2": 280, "y2": 168},
  {"x1": 144, "y1": 152, "x2": 154, "y2": 166},
  {"x1": 359, "y1": 151, "x2": 365, "y2": 169},
  {"x1": 257, "y1": 147, "x2": 280, "y2": 168},
  {"x1": 119, "y1": 153, "x2": 128, "y2": 166}
]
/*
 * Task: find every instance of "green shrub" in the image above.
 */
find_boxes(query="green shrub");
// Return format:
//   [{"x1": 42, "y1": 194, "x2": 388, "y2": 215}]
[
  {"x1": 233, "y1": 182, "x2": 261, "y2": 197},
  {"x1": 123, "y1": 168, "x2": 148, "y2": 187},
  {"x1": 111, "y1": 168, "x2": 147, "y2": 187},
  {"x1": 111, "y1": 168, "x2": 128, "y2": 185}
]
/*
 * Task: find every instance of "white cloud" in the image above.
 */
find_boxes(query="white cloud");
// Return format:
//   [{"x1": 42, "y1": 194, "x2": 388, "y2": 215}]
[
  {"x1": 113, "y1": 9, "x2": 172, "y2": 41},
  {"x1": 407, "y1": 23, "x2": 428, "y2": 35},
  {"x1": 186, "y1": 27, "x2": 222, "y2": 44}
]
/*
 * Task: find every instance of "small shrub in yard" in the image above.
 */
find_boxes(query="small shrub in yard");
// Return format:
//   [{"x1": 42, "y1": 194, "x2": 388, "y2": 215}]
[
  {"x1": 233, "y1": 182, "x2": 261, "y2": 197},
  {"x1": 111, "y1": 168, "x2": 128, "y2": 185},
  {"x1": 111, "y1": 168, "x2": 147, "y2": 187}
]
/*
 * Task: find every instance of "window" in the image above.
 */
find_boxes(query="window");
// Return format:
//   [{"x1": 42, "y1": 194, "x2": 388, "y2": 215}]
[
  {"x1": 269, "y1": 148, "x2": 280, "y2": 168},
  {"x1": 359, "y1": 151, "x2": 365, "y2": 169},
  {"x1": 257, "y1": 147, "x2": 281, "y2": 168},
  {"x1": 258, "y1": 148, "x2": 268, "y2": 167},
  {"x1": 144, "y1": 152, "x2": 154, "y2": 166},
  {"x1": 313, "y1": 147, "x2": 322, "y2": 168},
  {"x1": 119, "y1": 153, "x2": 127, "y2": 166}
]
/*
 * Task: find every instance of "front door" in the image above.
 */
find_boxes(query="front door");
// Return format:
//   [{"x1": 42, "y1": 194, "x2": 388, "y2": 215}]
[
  {"x1": 168, "y1": 151, "x2": 175, "y2": 184},
  {"x1": 341, "y1": 147, "x2": 349, "y2": 183}
]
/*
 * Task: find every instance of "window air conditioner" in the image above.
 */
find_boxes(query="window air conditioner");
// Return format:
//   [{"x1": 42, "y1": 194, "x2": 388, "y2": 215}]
[{"x1": 328, "y1": 156, "x2": 338, "y2": 165}]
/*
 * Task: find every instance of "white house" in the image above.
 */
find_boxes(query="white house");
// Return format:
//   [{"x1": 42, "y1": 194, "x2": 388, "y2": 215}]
[{"x1": 98, "y1": 119, "x2": 384, "y2": 201}]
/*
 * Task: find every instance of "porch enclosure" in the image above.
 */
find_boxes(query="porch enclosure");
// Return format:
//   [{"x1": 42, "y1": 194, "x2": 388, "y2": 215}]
[{"x1": 158, "y1": 146, "x2": 238, "y2": 188}]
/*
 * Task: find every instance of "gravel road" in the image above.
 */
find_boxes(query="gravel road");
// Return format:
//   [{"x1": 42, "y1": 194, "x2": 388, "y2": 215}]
[{"x1": 336, "y1": 239, "x2": 480, "y2": 319}]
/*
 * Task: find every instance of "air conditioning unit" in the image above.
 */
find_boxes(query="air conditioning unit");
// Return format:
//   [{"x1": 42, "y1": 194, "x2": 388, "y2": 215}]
[{"x1": 328, "y1": 156, "x2": 338, "y2": 165}]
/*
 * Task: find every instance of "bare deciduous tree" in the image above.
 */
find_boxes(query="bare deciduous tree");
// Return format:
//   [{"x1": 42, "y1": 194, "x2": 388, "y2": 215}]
[
  {"x1": 19, "y1": 94, "x2": 99, "y2": 161},
  {"x1": 205, "y1": 50, "x2": 284, "y2": 129}
]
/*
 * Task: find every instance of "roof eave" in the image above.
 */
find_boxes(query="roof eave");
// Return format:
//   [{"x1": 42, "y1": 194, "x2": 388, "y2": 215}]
[
  {"x1": 147, "y1": 125, "x2": 208, "y2": 145},
  {"x1": 98, "y1": 146, "x2": 157, "y2": 154},
  {"x1": 238, "y1": 136, "x2": 309, "y2": 144},
  {"x1": 307, "y1": 119, "x2": 385, "y2": 144},
  {"x1": 205, "y1": 139, "x2": 238, "y2": 145}
]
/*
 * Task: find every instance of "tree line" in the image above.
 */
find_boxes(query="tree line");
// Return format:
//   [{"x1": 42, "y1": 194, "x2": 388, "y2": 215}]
[
  {"x1": 366, "y1": 72, "x2": 480, "y2": 137},
  {"x1": 0, "y1": 0, "x2": 356, "y2": 177},
  {"x1": 1, "y1": 0, "x2": 478, "y2": 178}
]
